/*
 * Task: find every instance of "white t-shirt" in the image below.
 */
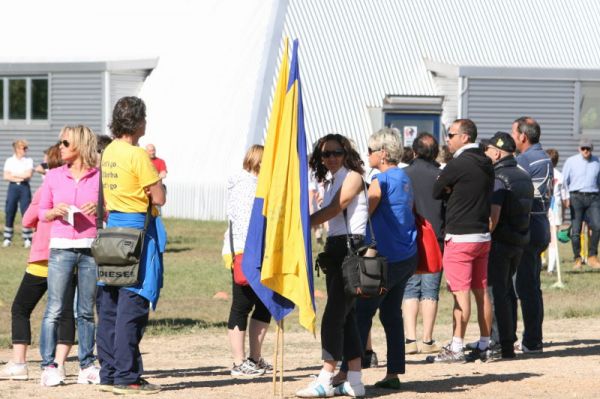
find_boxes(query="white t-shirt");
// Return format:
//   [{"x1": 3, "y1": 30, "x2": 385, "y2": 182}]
[
  {"x1": 323, "y1": 167, "x2": 367, "y2": 237},
  {"x1": 4, "y1": 155, "x2": 34, "y2": 177}
]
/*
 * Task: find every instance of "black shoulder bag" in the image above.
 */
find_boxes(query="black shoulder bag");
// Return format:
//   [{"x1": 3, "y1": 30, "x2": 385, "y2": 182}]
[
  {"x1": 341, "y1": 179, "x2": 388, "y2": 298},
  {"x1": 91, "y1": 161, "x2": 151, "y2": 287}
]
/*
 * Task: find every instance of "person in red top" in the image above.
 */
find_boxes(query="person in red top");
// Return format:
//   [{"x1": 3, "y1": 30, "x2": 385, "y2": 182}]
[{"x1": 145, "y1": 144, "x2": 167, "y2": 179}]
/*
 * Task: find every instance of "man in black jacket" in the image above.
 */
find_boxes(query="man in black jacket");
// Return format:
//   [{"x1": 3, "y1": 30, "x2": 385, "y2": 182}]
[
  {"x1": 477, "y1": 132, "x2": 534, "y2": 360},
  {"x1": 428, "y1": 119, "x2": 494, "y2": 363}
]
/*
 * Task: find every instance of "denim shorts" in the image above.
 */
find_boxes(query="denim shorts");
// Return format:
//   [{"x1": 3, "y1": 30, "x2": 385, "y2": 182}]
[{"x1": 403, "y1": 271, "x2": 442, "y2": 301}]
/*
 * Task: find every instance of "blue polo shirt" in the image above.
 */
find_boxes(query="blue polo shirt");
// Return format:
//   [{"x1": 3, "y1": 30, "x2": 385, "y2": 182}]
[
  {"x1": 516, "y1": 143, "x2": 553, "y2": 247},
  {"x1": 562, "y1": 153, "x2": 600, "y2": 193}
]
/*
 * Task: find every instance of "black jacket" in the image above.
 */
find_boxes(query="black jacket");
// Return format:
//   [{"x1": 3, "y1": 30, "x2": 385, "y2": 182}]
[
  {"x1": 492, "y1": 155, "x2": 534, "y2": 246},
  {"x1": 405, "y1": 158, "x2": 444, "y2": 241},
  {"x1": 433, "y1": 146, "x2": 494, "y2": 235}
]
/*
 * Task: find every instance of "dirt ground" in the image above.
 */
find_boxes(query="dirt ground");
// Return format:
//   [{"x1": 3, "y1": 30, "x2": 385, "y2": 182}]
[{"x1": 1, "y1": 317, "x2": 599, "y2": 398}]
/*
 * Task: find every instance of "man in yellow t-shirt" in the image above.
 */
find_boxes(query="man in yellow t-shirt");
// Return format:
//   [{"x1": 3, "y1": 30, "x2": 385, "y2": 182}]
[{"x1": 101, "y1": 140, "x2": 160, "y2": 213}]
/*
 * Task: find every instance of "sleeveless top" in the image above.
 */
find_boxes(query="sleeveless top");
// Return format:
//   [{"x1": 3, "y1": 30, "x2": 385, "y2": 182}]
[{"x1": 322, "y1": 167, "x2": 367, "y2": 237}]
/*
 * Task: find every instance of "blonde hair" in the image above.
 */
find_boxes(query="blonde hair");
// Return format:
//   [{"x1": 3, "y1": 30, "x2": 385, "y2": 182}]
[
  {"x1": 60, "y1": 125, "x2": 98, "y2": 168},
  {"x1": 12, "y1": 139, "x2": 28, "y2": 150},
  {"x1": 368, "y1": 127, "x2": 403, "y2": 164},
  {"x1": 243, "y1": 145, "x2": 264, "y2": 175}
]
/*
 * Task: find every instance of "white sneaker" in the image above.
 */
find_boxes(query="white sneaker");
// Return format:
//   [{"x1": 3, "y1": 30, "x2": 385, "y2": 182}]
[
  {"x1": 333, "y1": 381, "x2": 365, "y2": 397},
  {"x1": 296, "y1": 378, "x2": 334, "y2": 397},
  {"x1": 24, "y1": 239, "x2": 32, "y2": 249},
  {"x1": 2, "y1": 239, "x2": 11, "y2": 247},
  {"x1": 77, "y1": 364, "x2": 101, "y2": 384},
  {"x1": 0, "y1": 361, "x2": 28, "y2": 380},
  {"x1": 57, "y1": 364, "x2": 66, "y2": 380},
  {"x1": 40, "y1": 365, "x2": 64, "y2": 387}
]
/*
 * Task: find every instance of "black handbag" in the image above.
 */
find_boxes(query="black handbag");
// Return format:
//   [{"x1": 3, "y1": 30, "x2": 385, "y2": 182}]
[
  {"x1": 341, "y1": 180, "x2": 388, "y2": 298},
  {"x1": 91, "y1": 159, "x2": 151, "y2": 287}
]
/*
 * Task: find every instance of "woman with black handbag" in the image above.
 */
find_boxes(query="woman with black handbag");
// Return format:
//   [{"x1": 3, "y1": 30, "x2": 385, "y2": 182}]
[
  {"x1": 296, "y1": 134, "x2": 367, "y2": 398},
  {"x1": 356, "y1": 128, "x2": 417, "y2": 390}
]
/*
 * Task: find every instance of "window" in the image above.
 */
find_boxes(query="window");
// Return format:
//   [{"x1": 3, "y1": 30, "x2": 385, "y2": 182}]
[
  {"x1": 1, "y1": 76, "x2": 49, "y2": 122},
  {"x1": 581, "y1": 82, "x2": 600, "y2": 138}
]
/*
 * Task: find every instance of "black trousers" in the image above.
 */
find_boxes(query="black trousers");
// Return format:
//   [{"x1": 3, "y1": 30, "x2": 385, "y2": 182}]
[
  {"x1": 227, "y1": 277, "x2": 272, "y2": 330},
  {"x1": 11, "y1": 272, "x2": 75, "y2": 345},
  {"x1": 488, "y1": 241, "x2": 522, "y2": 353},
  {"x1": 320, "y1": 235, "x2": 363, "y2": 362}
]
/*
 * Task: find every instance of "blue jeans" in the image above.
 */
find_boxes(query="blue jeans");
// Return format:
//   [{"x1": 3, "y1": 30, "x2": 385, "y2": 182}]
[
  {"x1": 342, "y1": 255, "x2": 417, "y2": 374},
  {"x1": 570, "y1": 192, "x2": 600, "y2": 258},
  {"x1": 403, "y1": 272, "x2": 442, "y2": 301},
  {"x1": 40, "y1": 248, "x2": 97, "y2": 368},
  {"x1": 4, "y1": 182, "x2": 32, "y2": 242}
]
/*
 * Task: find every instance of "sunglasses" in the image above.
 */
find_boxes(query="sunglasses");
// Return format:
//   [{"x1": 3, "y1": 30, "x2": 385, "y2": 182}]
[
  {"x1": 20, "y1": 146, "x2": 28, "y2": 150},
  {"x1": 447, "y1": 132, "x2": 460, "y2": 139},
  {"x1": 58, "y1": 140, "x2": 71, "y2": 148},
  {"x1": 322, "y1": 149, "x2": 345, "y2": 158},
  {"x1": 581, "y1": 147, "x2": 592, "y2": 152}
]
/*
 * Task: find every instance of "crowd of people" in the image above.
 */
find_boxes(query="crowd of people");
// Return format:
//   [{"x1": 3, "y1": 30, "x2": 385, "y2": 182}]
[
  {"x1": 1, "y1": 110, "x2": 599, "y2": 397},
  {"x1": 0, "y1": 96, "x2": 167, "y2": 395},
  {"x1": 223, "y1": 116, "x2": 599, "y2": 398}
]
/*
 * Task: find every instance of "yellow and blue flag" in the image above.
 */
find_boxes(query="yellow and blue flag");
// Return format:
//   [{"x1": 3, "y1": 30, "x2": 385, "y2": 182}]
[{"x1": 242, "y1": 39, "x2": 316, "y2": 333}]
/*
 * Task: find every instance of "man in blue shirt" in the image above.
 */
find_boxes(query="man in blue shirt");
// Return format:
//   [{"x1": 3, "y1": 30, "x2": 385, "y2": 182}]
[
  {"x1": 511, "y1": 116, "x2": 553, "y2": 354},
  {"x1": 562, "y1": 137, "x2": 600, "y2": 269}
]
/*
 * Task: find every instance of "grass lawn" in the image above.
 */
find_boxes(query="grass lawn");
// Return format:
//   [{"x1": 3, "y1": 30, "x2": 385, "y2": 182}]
[{"x1": 0, "y1": 216, "x2": 598, "y2": 348}]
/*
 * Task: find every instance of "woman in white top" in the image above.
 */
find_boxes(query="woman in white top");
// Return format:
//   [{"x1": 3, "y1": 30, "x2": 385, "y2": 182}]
[
  {"x1": 546, "y1": 149, "x2": 568, "y2": 273},
  {"x1": 222, "y1": 145, "x2": 272, "y2": 377},
  {"x1": 3, "y1": 139, "x2": 34, "y2": 247},
  {"x1": 296, "y1": 134, "x2": 368, "y2": 398}
]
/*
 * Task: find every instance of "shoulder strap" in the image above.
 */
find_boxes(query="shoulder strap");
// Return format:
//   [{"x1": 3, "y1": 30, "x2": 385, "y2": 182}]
[
  {"x1": 96, "y1": 156, "x2": 104, "y2": 230},
  {"x1": 228, "y1": 221, "x2": 235, "y2": 259},
  {"x1": 342, "y1": 176, "x2": 377, "y2": 252}
]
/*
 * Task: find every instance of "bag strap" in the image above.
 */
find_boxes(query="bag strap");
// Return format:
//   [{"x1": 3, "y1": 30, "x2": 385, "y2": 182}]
[
  {"x1": 342, "y1": 176, "x2": 377, "y2": 253},
  {"x1": 228, "y1": 221, "x2": 235, "y2": 261},
  {"x1": 96, "y1": 152, "x2": 152, "y2": 232}
]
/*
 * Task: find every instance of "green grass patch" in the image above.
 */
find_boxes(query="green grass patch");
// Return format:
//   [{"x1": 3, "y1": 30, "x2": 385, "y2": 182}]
[{"x1": 0, "y1": 215, "x2": 599, "y2": 347}]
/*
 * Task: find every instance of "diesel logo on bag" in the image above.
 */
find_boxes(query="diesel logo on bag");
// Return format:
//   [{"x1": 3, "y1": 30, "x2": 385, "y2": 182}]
[{"x1": 99, "y1": 270, "x2": 136, "y2": 278}]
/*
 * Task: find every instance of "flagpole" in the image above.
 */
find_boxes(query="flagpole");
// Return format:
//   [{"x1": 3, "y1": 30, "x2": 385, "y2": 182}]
[{"x1": 272, "y1": 320, "x2": 284, "y2": 398}]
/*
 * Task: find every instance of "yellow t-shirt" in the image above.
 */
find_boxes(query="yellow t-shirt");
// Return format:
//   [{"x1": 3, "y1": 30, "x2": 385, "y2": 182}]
[
  {"x1": 26, "y1": 261, "x2": 48, "y2": 278},
  {"x1": 102, "y1": 140, "x2": 160, "y2": 213}
]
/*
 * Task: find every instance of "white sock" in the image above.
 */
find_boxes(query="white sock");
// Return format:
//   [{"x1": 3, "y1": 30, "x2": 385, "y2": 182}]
[
  {"x1": 478, "y1": 336, "x2": 490, "y2": 350},
  {"x1": 317, "y1": 369, "x2": 334, "y2": 385},
  {"x1": 347, "y1": 370, "x2": 362, "y2": 385},
  {"x1": 451, "y1": 336, "x2": 463, "y2": 352}
]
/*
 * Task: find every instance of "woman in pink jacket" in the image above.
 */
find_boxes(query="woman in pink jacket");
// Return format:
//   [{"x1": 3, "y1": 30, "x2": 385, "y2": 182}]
[
  {"x1": 38, "y1": 126, "x2": 100, "y2": 387},
  {"x1": 0, "y1": 145, "x2": 75, "y2": 382}
]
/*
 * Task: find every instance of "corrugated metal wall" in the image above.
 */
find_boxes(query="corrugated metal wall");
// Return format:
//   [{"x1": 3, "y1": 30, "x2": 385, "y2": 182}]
[
  {"x1": 110, "y1": 71, "x2": 146, "y2": 114},
  {"x1": 465, "y1": 78, "x2": 577, "y2": 166},
  {"x1": 0, "y1": 71, "x2": 104, "y2": 210},
  {"x1": 0, "y1": 69, "x2": 149, "y2": 214}
]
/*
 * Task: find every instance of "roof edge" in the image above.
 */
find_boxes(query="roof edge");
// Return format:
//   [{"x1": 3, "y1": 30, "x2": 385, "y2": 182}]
[{"x1": 0, "y1": 58, "x2": 159, "y2": 74}]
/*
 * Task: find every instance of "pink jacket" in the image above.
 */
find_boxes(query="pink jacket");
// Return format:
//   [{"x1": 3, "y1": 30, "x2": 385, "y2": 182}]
[
  {"x1": 23, "y1": 188, "x2": 51, "y2": 263},
  {"x1": 38, "y1": 165, "x2": 100, "y2": 240}
]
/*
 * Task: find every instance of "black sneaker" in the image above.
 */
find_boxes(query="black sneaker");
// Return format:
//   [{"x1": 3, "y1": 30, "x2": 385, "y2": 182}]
[
  {"x1": 113, "y1": 378, "x2": 161, "y2": 395},
  {"x1": 464, "y1": 346, "x2": 499, "y2": 362}
]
